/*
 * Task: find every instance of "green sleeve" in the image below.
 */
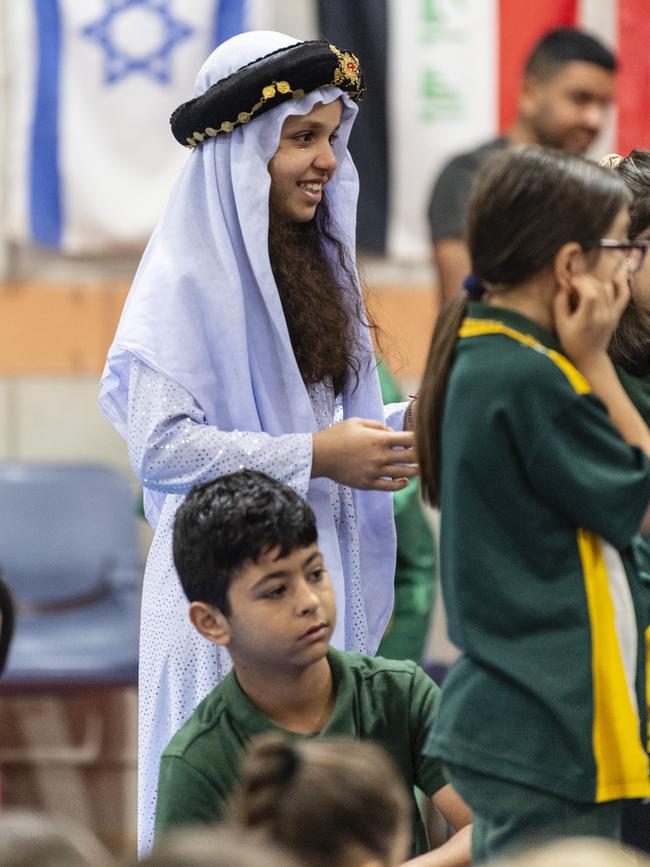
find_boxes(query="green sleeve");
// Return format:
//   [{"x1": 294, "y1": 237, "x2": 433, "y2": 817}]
[
  {"x1": 409, "y1": 665, "x2": 448, "y2": 797},
  {"x1": 378, "y1": 481, "x2": 436, "y2": 661},
  {"x1": 525, "y1": 394, "x2": 650, "y2": 551},
  {"x1": 376, "y1": 359, "x2": 437, "y2": 662},
  {"x1": 155, "y1": 755, "x2": 225, "y2": 840},
  {"x1": 376, "y1": 358, "x2": 404, "y2": 405}
]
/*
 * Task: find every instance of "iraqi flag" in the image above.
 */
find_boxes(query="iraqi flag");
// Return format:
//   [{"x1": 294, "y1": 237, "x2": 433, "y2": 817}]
[
  {"x1": 319, "y1": 0, "x2": 650, "y2": 262},
  {"x1": 6, "y1": 0, "x2": 272, "y2": 254}
]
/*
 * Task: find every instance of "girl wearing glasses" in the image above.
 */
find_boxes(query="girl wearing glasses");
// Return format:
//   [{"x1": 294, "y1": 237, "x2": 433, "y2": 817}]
[
  {"x1": 604, "y1": 151, "x2": 650, "y2": 427},
  {"x1": 416, "y1": 146, "x2": 650, "y2": 862},
  {"x1": 602, "y1": 149, "x2": 650, "y2": 855}
]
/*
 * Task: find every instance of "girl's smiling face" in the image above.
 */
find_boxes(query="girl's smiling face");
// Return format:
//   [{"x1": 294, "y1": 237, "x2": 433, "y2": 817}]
[{"x1": 267, "y1": 100, "x2": 342, "y2": 223}]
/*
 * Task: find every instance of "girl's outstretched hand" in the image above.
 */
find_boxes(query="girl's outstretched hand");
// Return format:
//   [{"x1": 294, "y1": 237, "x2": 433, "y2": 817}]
[
  {"x1": 554, "y1": 264, "x2": 630, "y2": 367},
  {"x1": 312, "y1": 417, "x2": 418, "y2": 492}
]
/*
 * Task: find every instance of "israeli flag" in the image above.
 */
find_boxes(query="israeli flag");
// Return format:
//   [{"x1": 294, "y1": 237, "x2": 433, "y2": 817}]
[{"x1": 7, "y1": 1, "x2": 263, "y2": 254}]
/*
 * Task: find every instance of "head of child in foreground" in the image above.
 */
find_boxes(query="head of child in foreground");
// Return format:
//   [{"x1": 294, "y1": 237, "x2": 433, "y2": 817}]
[
  {"x1": 134, "y1": 823, "x2": 300, "y2": 867},
  {"x1": 229, "y1": 732, "x2": 411, "y2": 867},
  {"x1": 0, "y1": 811, "x2": 113, "y2": 867},
  {"x1": 417, "y1": 145, "x2": 632, "y2": 507},
  {"x1": 173, "y1": 470, "x2": 335, "y2": 669},
  {"x1": 489, "y1": 835, "x2": 650, "y2": 867}
]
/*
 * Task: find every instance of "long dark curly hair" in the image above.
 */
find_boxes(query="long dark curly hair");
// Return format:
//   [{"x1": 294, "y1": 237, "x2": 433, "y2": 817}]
[{"x1": 268, "y1": 195, "x2": 375, "y2": 395}]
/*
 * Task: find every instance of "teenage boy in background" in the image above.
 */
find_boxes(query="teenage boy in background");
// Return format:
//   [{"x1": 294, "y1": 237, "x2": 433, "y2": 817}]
[{"x1": 428, "y1": 27, "x2": 617, "y2": 304}]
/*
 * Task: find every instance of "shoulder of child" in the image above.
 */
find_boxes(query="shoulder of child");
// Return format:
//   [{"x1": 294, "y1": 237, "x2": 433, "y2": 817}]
[
  {"x1": 333, "y1": 648, "x2": 438, "y2": 694},
  {"x1": 161, "y1": 677, "x2": 231, "y2": 760}
]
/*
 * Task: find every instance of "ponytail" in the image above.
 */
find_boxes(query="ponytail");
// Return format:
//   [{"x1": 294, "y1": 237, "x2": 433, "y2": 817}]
[
  {"x1": 417, "y1": 293, "x2": 468, "y2": 507},
  {"x1": 232, "y1": 735, "x2": 300, "y2": 829},
  {"x1": 230, "y1": 733, "x2": 410, "y2": 867}
]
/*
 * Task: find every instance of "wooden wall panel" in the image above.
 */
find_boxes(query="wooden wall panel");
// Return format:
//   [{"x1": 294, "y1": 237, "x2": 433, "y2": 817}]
[
  {"x1": 0, "y1": 282, "x2": 436, "y2": 381},
  {"x1": 0, "y1": 283, "x2": 129, "y2": 375}
]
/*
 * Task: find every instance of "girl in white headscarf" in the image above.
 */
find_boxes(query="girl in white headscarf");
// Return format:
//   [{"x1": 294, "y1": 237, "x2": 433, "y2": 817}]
[{"x1": 99, "y1": 31, "x2": 416, "y2": 852}]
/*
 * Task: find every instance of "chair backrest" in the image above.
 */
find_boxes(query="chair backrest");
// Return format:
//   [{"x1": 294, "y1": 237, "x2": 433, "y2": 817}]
[
  {"x1": 0, "y1": 572, "x2": 15, "y2": 675},
  {"x1": 0, "y1": 462, "x2": 141, "y2": 608}
]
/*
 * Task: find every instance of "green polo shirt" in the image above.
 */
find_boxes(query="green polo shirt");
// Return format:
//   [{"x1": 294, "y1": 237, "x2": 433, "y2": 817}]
[
  {"x1": 155, "y1": 648, "x2": 447, "y2": 854},
  {"x1": 427, "y1": 303, "x2": 650, "y2": 804},
  {"x1": 618, "y1": 366, "x2": 650, "y2": 429},
  {"x1": 618, "y1": 366, "x2": 650, "y2": 591}
]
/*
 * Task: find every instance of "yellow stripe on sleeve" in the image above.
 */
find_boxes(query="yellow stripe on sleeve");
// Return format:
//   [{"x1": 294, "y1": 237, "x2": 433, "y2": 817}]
[
  {"x1": 577, "y1": 529, "x2": 650, "y2": 801},
  {"x1": 646, "y1": 626, "x2": 650, "y2": 750},
  {"x1": 459, "y1": 318, "x2": 591, "y2": 395}
]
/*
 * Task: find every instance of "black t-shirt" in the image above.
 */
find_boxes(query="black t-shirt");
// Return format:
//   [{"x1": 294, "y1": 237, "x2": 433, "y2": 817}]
[{"x1": 428, "y1": 137, "x2": 508, "y2": 241}]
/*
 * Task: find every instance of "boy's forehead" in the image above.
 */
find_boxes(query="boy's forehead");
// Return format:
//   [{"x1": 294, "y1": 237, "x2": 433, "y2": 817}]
[{"x1": 236, "y1": 542, "x2": 323, "y2": 581}]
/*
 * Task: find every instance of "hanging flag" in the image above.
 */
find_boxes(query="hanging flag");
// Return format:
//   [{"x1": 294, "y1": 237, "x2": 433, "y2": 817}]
[
  {"x1": 8, "y1": 1, "x2": 637, "y2": 261},
  {"x1": 318, "y1": 0, "x2": 498, "y2": 261},
  {"x1": 498, "y1": 0, "x2": 577, "y2": 130},
  {"x1": 386, "y1": 0, "x2": 498, "y2": 261},
  {"x1": 616, "y1": 0, "x2": 650, "y2": 155},
  {"x1": 316, "y1": 0, "x2": 626, "y2": 262},
  {"x1": 6, "y1": 0, "x2": 263, "y2": 254},
  {"x1": 318, "y1": 0, "x2": 389, "y2": 253}
]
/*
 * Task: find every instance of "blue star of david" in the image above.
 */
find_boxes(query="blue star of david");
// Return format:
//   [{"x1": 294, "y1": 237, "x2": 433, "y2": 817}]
[{"x1": 81, "y1": 0, "x2": 195, "y2": 85}]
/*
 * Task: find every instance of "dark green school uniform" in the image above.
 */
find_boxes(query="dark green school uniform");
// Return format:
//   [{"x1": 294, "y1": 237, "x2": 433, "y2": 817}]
[
  {"x1": 618, "y1": 365, "x2": 650, "y2": 590},
  {"x1": 619, "y1": 366, "x2": 650, "y2": 429},
  {"x1": 426, "y1": 303, "x2": 650, "y2": 860},
  {"x1": 155, "y1": 648, "x2": 447, "y2": 855},
  {"x1": 617, "y1": 365, "x2": 650, "y2": 851}
]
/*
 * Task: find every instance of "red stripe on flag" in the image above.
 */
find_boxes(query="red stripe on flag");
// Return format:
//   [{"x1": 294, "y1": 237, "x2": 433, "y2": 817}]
[
  {"x1": 617, "y1": 0, "x2": 650, "y2": 154},
  {"x1": 498, "y1": 0, "x2": 577, "y2": 131}
]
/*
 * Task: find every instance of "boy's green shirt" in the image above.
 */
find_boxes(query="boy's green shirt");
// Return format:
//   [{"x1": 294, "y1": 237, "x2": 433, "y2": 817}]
[{"x1": 155, "y1": 647, "x2": 447, "y2": 854}]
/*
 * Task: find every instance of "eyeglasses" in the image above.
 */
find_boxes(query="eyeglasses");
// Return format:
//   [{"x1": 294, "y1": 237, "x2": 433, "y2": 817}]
[{"x1": 585, "y1": 238, "x2": 649, "y2": 274}]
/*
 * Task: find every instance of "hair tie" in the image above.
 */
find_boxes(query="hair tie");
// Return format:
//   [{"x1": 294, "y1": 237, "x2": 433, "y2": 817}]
[
  {"x1": 599, "y1": 153, "x2": 624, "y2": 170},
  {"x1": 462, "y1": 274, "x2": 487, "y2": 299}
]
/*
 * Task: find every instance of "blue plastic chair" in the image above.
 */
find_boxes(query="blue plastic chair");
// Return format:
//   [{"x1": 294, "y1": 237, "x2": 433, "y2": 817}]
[{"x1": 0, "y1": 463, "x2": 142, "y2": 688}]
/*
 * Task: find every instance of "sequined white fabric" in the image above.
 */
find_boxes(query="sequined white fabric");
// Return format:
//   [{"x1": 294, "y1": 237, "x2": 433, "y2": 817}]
[{"x1": 128, "y1": 358, "x2": 405, "y2": 851}]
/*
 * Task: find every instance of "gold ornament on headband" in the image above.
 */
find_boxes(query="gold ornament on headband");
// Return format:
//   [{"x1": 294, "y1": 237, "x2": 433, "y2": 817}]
[
  {"x1": 172, "y1": 39, "x2": 365, "y2": 149},
  {"x1": 329, "y1": 44, "x2": 362, "y2": 91},
  {"x1": 599, "y1": 153, "x2": 624, "y2": 169}
]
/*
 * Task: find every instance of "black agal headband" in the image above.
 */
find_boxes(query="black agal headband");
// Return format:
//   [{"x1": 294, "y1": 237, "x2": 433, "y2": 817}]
[{"x1": 171, "y1": 40, "x2": 364, "y2": 149}]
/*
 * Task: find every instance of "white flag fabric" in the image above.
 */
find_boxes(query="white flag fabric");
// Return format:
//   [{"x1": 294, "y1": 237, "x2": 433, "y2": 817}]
[
  {"x1": 6, "y1": 1, "x2": 625, "y2": 260},
  {"x1": 7, "y1": 0, "x2": 263, "y2": 254},
  {"x1": 386, "y1": 0, "x2": 498, "y2": 261}
]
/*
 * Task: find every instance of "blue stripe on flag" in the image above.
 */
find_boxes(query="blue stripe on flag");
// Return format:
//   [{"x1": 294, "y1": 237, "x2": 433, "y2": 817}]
[
  {"x1": 31, "y1": 0, "x2": 62, "y2": 247},
  {"x1": 212, "y1": 0, "x2": 246, "y2": 47}
]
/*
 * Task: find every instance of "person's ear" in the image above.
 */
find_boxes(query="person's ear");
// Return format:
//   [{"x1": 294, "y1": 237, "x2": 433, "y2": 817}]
[
  {"x1": 189, "y1": 601, "x2": 231, "y2": 646},
  {"x1": 519, "y1": 74, "x2": 543, "y2": 117},
  {"x1": 554, "y1": 242, "x2": 584, "y2": 290}
]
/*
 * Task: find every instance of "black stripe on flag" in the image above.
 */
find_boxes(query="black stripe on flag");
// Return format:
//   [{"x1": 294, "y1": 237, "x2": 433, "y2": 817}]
[{"x1": 318, "y1": 0, "x2": 389, "y2": 252}]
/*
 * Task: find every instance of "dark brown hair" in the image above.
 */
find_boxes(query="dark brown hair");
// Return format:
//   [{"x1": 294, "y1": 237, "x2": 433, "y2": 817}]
[
  {"x1": 417, "y1": 146, "x2": 630, "y2": 506},
  {"x1": 173, "y1": 470, "x2": 316, "y2": 616},
  {"x1": 609, "y1": 150, "x2": 650, "y2": 376},
  {"x1": 268, "y1": 193, "x2": 374, "y2": 395},
  {"x1": 524, "y1": 27, "x2": 617, "y2": 80},
  {"x1": 230, "y1": 733, "x2": 411, "y2": 867}
]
